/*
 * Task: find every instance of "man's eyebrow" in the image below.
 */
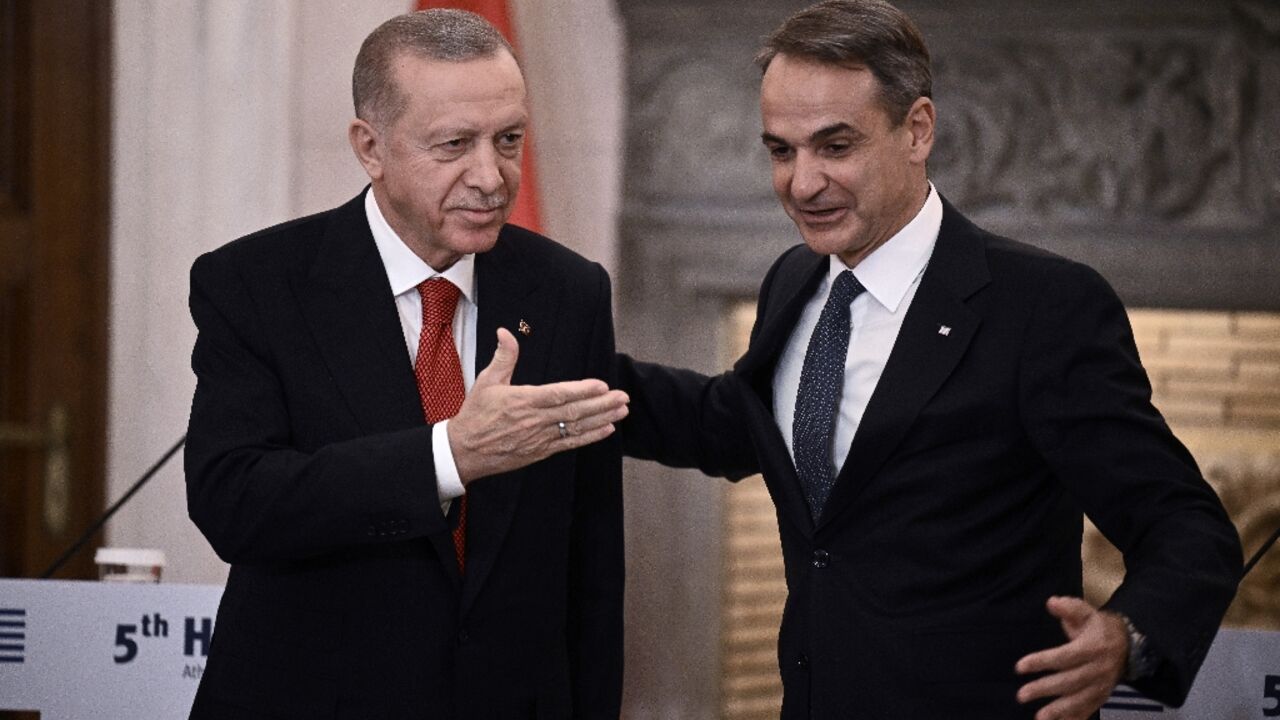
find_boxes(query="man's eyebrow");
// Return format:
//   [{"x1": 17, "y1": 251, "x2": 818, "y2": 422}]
[
  {"x1": 760, "y1": 123, "x2": 859, "y2": 147},
  {"x1": 425, "y1": 126, "x2": 478, "y2": 142},
  {"x1": 496, "y1": 119, "x2": 528, "y2": 134},
  {"x1": 809, "y1": 122, "x2": 857, "y2": 143}
]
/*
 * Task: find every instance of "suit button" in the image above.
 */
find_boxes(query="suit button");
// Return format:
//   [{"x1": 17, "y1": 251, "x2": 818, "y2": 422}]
[
  {"x1": 812, "y1": 549, "x2": 829, "y2": 568},
  {"x1": 796, "y1": 654, "x2": 808, "y2": 669},
  {"x1": 458, "y1": 629, "x2": 470, "y2": 644}
]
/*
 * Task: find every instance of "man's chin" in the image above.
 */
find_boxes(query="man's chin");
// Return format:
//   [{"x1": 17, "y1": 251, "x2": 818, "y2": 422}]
[
  {"x1": 442, "y1": 228, "x2": 502, "y2": 256},
  {"x1": 797, "y1": 228, "x2": 859, "y2": 259}
]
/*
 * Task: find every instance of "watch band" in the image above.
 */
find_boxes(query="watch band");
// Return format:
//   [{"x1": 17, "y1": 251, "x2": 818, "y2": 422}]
[{"x1": 1118, "y1": 613, "x2": 1156, "y2": 681}]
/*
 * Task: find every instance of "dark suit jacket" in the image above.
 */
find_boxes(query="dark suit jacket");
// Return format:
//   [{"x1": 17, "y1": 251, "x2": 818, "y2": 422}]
[
  {"x1": 619, "y1": 198, "x2": 1241, "y2": 719},
  {"x1": 185, "y1": 190, "x2": 623, "y2": 720}
]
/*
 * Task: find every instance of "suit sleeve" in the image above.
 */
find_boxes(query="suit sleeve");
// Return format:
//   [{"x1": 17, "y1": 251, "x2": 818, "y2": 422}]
[
  {"x1": 614, "y1": 356, "x2": 757, "y2": 480},
  {"x1": 612, "y1": 247, "x2": 806, "y2": 480},
  {"x1": 1018, "y1": 260, "x2": 1242, "y2": 706},
  {"x1": 566, "y1": 265, "x2": 625, "y2": 718},
  {"x1": 185, "y1": 251, "x2": 450, "y2": 565}
]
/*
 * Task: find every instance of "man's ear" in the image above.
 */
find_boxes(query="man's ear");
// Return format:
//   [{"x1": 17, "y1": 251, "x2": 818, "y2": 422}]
[
  {"x1": 348, "y1": 118, "x2": 384, "y2": 181},
  {"x1": 905, "y1": 96, "x2": 935, "y2": 165}
]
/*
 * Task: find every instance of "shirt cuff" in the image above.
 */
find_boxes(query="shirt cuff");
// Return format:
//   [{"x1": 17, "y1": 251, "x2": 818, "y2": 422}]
[{"x1": 432, "y1": 420, "x2": 466, "y2": 514}]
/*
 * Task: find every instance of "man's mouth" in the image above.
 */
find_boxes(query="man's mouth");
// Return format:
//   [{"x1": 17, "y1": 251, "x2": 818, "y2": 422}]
[
  {"x1": 457, "y1": 207, "x2": 501, "y2": 222},
  {"x1": 797, "y1": 206, "x2": 847, "y2": 225},
  {"x1": 451, "y1": 199, "x2": 507, "y2": 224}
]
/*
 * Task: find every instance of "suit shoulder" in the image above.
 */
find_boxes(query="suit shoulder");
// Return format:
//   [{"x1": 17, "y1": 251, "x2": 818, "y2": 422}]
[
  {"x1": 193, "y1": 206, "x2": 335, "y2": 278},
  {"x1": 975, "y1": 229, "x2": 1120, "y2": 309}
]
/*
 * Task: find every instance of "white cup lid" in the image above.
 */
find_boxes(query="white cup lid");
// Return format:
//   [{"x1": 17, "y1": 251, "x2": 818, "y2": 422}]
[{"x1": 94, "y1": 547, "x2": 166, "y2": 567}]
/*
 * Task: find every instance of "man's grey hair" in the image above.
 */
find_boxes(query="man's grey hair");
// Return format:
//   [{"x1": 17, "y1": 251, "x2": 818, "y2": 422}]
[
  {"x1": 757, "y1": 0, "x2": 931, "y2": 125},
  {"x1": 353, "y1": 9, "x2": 516, "y2": 129}
]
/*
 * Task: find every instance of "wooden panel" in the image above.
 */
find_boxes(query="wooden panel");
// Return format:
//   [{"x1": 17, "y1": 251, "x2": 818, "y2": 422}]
[
  {"x1": 0, "y1": 0, "x2": 110, "y2": 581},
  {"x1": 721, "y1": 301, "x2": 785, "y2": 720},
  {"x1": 26, "y1": 0, "x2": 111, "y2": 578},
  {"x1": 0, "y1": 282, "x2": 33, "y2": 577},
  {"x1": 0, "y1": 0, "x2": 31, "y2": 212},
  {"x1": 0, "y1": 217, "x2": 31, "y2": 286}
]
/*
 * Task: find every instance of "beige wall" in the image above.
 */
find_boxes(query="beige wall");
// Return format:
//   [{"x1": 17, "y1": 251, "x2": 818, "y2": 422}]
[{"x1": 106, "y1": 0, "x2": 625, "y2": 584}]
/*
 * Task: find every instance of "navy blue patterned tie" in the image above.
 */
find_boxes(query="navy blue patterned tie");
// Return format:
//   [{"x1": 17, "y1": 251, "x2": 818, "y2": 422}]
[{"x1": 793, "y1": 270, "x2": 865, "y2": 522}]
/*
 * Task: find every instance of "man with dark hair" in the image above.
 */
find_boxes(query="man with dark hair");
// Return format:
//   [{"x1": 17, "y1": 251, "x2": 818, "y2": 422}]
[
  {"x1": 185, "y1": 10, "x2": 626, "y2": 718},
  {"x1": 619, "y1": 1, "x2": 1241, "y2": 718}
]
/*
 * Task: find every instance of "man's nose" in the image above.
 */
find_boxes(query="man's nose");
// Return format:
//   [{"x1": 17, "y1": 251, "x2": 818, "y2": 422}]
[
  {"x1": 789, "y1": 152, "x2": 828, "y2": 201},
  {"x1": 464, "y1": 142, "x2": 505, "y2": 196}
]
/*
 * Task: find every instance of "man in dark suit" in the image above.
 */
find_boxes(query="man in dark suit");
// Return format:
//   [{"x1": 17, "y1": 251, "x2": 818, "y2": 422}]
[
  {"x1": 619, "y1": 2, "x2": 1241, "y2": 719},
  {"x1": 185, "y1": 10, "x2": 628, "y2": 719}
]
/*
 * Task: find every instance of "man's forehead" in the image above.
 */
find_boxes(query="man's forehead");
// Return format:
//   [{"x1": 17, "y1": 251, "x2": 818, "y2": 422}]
[
  {"x1": 391, "y1": 51, "x2": 527, "y2": 124},
  {"x1": 761, "y1": 57, "x2": 884, "y2": 133},
  {"x1": 391, "y1": 48, "x2": 525, "y2": 89},
  {"x1": 762, "y1": 54, "x2": 875, "y2": 96}
]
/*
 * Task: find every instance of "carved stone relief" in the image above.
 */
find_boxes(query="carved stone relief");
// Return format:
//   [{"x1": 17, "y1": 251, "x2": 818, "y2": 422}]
[
  {"x1": 930, "y1": 34, "x2": 1259, "y2": 226},
  {"x1": 1237, "y1": 0, "x2": 1280, "y2": 219}
]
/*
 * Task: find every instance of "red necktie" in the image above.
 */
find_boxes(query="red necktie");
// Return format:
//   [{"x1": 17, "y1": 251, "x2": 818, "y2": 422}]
[{"x1": 414, "y1": 278, "x2": 467, "y2": 572}]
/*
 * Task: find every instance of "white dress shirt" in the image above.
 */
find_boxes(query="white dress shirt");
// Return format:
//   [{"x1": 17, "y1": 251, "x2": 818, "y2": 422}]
[
  {"x1": 773, "y1": 183, "x2": 943, "y2": 476},
  {"x1": 365, "y1": 188, "x2": 472, "y2": 511}
]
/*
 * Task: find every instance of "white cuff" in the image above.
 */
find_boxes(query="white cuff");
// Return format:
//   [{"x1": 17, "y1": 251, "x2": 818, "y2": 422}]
[{"x1": 432, "y1": 420, "x2": 466, "y2": 515}]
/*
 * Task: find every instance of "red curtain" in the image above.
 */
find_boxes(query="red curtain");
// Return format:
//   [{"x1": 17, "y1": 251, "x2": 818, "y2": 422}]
[{"x1": 417, "y1": 0, "x2": 543, "y2": 232}]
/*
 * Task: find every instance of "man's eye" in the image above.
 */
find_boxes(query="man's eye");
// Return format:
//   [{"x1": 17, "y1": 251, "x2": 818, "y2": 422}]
[
  {"x1": 768, "y1": 146, "x2": 792, "y2": 160},
  {"x1": 497, "y1": 133, "x2": 525, "y2": 153},
  {"x1": 429, "y1": 138, "x2": 467, "y2": 155}
]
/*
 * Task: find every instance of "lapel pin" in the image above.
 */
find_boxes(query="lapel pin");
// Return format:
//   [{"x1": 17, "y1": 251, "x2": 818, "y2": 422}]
[
  {"x1": 518, "y1": 319, "x2": 532, "y2": 336},
  {"x1": 938, "y1": 325, "x2": 952, "y2": 336}
]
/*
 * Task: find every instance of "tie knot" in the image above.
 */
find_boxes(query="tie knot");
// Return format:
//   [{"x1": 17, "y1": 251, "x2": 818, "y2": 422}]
[
  {"x1": 830, "y1": 270, "x2": 865, "y2": 306},
  {"x1": 418, "y1": 278, "x2": 461, "y2": 326}
]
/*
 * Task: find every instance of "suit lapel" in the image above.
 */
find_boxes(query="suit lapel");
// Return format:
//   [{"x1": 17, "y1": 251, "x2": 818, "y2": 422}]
[
  {"x1": 460, "y1": 228, "x2": 552, "y2": 611},
  {"x1": 296, "y1": 190, "x2": 460, "y2": 586},
  {"x1": 735, "y1": 247, "x2": 827, "y2": 395},
  {"x1": 296, "y1": 191, "x2": 424, "y2": 437},
  {"x1": 734, "y1": 247, "x2": 828, "y2": 538},
  {"x1": 815, "y1": 199, "x2": 991, "y2": 532}
]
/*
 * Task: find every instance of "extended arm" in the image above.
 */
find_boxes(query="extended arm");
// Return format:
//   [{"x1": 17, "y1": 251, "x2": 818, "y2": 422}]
[{"x1": 614, "y1": 355, "x2": 758, "y2": 480}]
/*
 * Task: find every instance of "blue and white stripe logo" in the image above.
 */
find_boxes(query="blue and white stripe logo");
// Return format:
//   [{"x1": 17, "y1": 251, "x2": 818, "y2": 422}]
[
  {"x1": 1103, "y1": 686, "x2": 1164, "y2": 713},
  {"x1": 0, "y1": 608, "x2": 26, "y2": 664}
]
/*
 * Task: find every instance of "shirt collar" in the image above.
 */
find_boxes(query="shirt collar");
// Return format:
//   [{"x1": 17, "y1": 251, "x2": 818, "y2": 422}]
[
  {"x1": 830, "y1": 181, "x2": 941, "y2": 313},
  {"x1": 365, "y1": 187, "x2": 476, "y2": 305}
]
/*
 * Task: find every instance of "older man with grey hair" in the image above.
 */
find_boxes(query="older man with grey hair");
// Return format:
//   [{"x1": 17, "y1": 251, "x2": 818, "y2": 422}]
[{"x1": 185, "y1": 10, "x2": 627, "y2": 718}]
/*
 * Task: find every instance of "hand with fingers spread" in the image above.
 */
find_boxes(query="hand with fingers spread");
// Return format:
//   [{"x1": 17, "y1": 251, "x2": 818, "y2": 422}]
[
  {"x1": 1015, "y1": 596, "x2": 1129, "y2": 720},
  {"x1": 449, "y1": 327, "x2": 630, "y2": 483}
]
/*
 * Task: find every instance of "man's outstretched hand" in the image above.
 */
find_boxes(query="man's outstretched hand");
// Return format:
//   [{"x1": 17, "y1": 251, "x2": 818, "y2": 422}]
[
  {"x1": 448, "y1": 327, "x2": 629, "y2": 483},
  {"x1": 1016, "y1": 596, "x2": 1129, "y2": 720}
]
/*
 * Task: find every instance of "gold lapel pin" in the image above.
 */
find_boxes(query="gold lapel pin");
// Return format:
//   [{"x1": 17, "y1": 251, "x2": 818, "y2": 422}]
[{"x1": 518, "y1": 319, "x2": 532, "y2": 336}]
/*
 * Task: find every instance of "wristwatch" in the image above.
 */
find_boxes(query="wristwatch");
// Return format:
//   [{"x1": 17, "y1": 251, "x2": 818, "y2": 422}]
[{"x1": 1116, "y1": 613, "x2": 1157, "y2": 681}]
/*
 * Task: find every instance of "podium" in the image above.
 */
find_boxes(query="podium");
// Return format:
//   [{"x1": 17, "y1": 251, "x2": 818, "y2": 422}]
[
  {"x1": 0, "y1": 578, "x2": 222, "y2": 719},
  {"x1": 0, "y1": 577, "x2": 1276, "y2": 718}
]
